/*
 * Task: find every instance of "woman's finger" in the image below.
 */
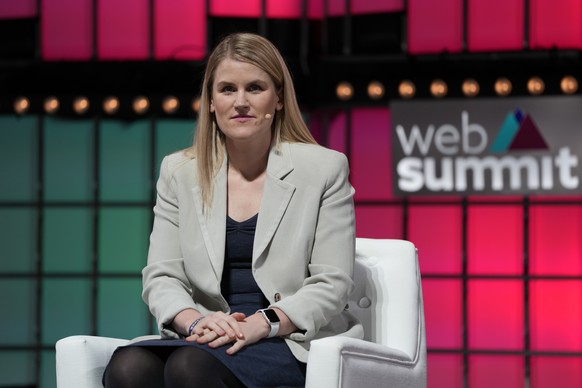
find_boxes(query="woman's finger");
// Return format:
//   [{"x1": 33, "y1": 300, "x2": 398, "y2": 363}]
[
  {"x1": 208, "y1": 334, "x2": 236, "y2": 349},
  {"x1": 226, "y1": 338, "x2": 246, "y2": 355}
]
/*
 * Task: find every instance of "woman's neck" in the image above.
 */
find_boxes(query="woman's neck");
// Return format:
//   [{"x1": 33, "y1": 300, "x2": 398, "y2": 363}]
[{"x1": 226, "y1": 140, "x2": 270, "y2": 181}]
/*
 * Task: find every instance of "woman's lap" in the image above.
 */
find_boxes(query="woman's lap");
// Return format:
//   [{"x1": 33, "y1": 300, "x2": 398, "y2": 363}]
[{"x1": 104, "y1": 337, "x2": 305, "y2": 388}]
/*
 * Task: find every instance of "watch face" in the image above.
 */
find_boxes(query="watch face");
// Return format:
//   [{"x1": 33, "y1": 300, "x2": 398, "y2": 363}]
[{"x1": 263, "y1": 309, "x2": 280, "y2": 323}]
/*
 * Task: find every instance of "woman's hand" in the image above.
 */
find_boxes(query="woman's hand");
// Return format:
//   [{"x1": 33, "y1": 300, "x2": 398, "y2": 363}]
[
  {"x1": 220, "y1": 313, "x2": 271, "y2": 355},
  {"x1": 186, "y1": 311, "x2": 246, "y2": 344},
  {"x1": 187, "y1": 312, "x2": 271, "y2": 355}
]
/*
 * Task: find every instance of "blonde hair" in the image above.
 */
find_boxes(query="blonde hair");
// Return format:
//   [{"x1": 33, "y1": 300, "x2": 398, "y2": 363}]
[{"x1": 191, "y1": 32, "x2": 317, "y2": 209}]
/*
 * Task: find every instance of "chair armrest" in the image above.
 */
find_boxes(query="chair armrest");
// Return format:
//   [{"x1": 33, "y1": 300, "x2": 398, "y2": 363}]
[
  {"x1": 305, "y1": 336, "x2": 426, "y2": 388},
  {"x1": 55, "y1": 335, "x2": 129, "y2": 388},
  {"x1": 353, "y1": 239, "x2": 424, "y2": 359}
]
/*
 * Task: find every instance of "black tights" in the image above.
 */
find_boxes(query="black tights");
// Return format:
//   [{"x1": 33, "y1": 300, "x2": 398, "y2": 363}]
[{"x1": 103, "y1": 346, "x2": 245, "y2": 388}]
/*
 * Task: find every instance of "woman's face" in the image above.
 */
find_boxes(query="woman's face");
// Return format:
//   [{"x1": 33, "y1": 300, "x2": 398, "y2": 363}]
[{"x1": 210, "y1": 58, "x2": 282, "y2": 146}]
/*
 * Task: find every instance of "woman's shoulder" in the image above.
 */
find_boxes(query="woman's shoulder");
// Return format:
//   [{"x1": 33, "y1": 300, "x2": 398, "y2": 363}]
[
  {"x1": 284, "y1": 142, "x2": 349, "y2": 181},
  {"x1": 286, "y1": 142, "x2": 347, "y2": 161},
  {"x1": 164, "y1": 148, "x2": 194, "y2": 164},
  {"x1": 159, "y1": 148, "x2": 196, "y2": 179},
  {"x1": 286, "y1": 142, "x2": 348, "y2": 168}
]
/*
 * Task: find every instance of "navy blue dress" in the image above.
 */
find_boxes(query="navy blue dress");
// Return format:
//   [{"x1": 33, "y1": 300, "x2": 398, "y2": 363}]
[{"x1": 124, "y1": 215, "x2": 306, "y2": 387}]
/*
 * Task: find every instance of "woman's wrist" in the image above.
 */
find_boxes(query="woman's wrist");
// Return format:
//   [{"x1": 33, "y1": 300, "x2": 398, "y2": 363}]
[
  {"x1": 172, "y1": 308, "x2": 204, "y2": 336},
  {"x1": 187, "y1": 316, "x2": 205, "y2": 336}
]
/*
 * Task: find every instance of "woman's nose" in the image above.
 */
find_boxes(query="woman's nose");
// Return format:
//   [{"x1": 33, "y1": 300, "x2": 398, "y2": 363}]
[{"x1": 234, "y1": 91, "x2": 248, "y2": 108}]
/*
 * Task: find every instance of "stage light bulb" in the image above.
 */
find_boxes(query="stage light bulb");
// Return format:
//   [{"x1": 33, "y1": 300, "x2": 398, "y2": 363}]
[
  {"x1": 103, "y1": 96, "x2": 120, "y2": 114},
  {"x1": 133, "y1": 96, "x2": 150, "y2": 115},
  {"x1": 43, "y1": 96, "x2": 59, "y2": 114},
  {"x1": 527, "y1": 77, "x2": 545, "y2": 95},
  {"x1": 73, "y1": 96, "x2": 90, "y2": 114},
  {"x1": 192, "y1": 97, "x2": 201, "y2": 113},
  {"x1": 162, "y1": 96, "x2": 180, "y2": 114},
  {"x1": 560, "y1": 76, "x2": 578, "y2": 95},
  {"x1": 336, "y1": 82, "x2": 354, "y2": 101},
  {"x1": 462, "y1": 79, "x2": 480, "y2": 97},
  {"x1": 430, "y1": 79, "x2": 448, "y2": 98},
  {"x1": 14, "y1": 96, "x2": 30, "y2": 114},
  {"x1": 367, "y1": 81, "x2": 385, "y2": 100},
  {"x1": 494, "y1": 78, "x2": 512, "y2": 96},
  {"x1": 398, "y1": 80, "x2": 416, "y2": 99}
]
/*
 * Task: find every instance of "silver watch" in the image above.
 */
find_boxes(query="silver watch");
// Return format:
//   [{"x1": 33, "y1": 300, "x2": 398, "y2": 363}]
[{"x1": 257, "y1": 308, "x2": 280, "y2": 338}]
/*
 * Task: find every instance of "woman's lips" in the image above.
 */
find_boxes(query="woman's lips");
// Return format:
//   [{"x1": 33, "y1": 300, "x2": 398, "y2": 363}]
[{"x1": 232, "y1": 115, "x2": 254, "y2": 122}]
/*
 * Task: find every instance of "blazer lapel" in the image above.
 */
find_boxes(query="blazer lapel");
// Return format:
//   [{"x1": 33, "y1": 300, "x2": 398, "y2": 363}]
[
  {"x1": 192, "y1": 157, "x2": 228, "y2": 284},
  {"x1": 254, "y1": 143, "x2": 296, "y2": 263}
]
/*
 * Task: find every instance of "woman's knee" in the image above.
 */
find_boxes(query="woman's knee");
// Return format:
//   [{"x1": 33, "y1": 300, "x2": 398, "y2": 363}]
[
  {"x1": 103, "y1": 347, "x2": 164, "y2": 388},
  {"x1": 164, "y1": 347, "x2": 242, "y2": 388}
]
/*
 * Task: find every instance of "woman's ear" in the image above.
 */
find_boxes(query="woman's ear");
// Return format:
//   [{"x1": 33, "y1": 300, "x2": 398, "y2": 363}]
[
  {"x1": 210, "y1": 100, "x2": 215, "y2": 112},
  {"x1": 276, "y1": 91, "x2": 283, "y2": 111}
]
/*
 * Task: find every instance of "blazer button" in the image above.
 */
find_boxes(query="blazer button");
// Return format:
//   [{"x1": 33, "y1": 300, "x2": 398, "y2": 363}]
[{"x1": 274, "y1": 293, "x2": 281, "y2": 302}]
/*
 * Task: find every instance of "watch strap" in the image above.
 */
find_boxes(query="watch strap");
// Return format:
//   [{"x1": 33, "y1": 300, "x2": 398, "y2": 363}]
[{"x1": 258, "y1": 309, "x2": 280, "y2": 338}]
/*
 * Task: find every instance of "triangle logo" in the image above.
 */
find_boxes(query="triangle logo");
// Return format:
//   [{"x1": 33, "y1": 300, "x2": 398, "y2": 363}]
[
  {"x1": 508, "y1": 114, "x2": 549, "y2": 150},
  {"x1": 490, "y1": 108, "x2": 549, "y2": 153}
]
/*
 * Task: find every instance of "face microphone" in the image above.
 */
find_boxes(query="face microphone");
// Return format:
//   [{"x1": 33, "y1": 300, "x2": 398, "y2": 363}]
[{"x1": 265, "y1": 113, "x2": 272, "y2": 119}]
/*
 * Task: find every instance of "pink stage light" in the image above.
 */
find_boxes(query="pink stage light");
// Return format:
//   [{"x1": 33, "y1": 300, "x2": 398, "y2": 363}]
[
  {"x1": 0, "y1": 0, "x2": 36, "y2": 19},
  {"x1": 41, "y1": 0, "x2": 93, "y2": 60},
  {"x1": 467, "y1": 0, "x2": 524, "y2": 52},
  {"x1": 97, "y1": 0, "x2": 149, "y2": 60}
]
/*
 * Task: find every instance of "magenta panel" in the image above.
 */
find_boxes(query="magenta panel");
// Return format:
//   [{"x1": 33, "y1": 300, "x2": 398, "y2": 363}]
[
  {"x1": 154, "y1": 0, "x2": 206, "y2": 60},
  {"x1": 97, "y1": 0, "x2": 149, "y2": 60},
  {"x1": 468, "y1": 280, "x2": 523, "y2": 350},
  {"x1": 530, "y1": 205, "x2": 582, "y2": 276},
  {"x1": 41, "y1": 0, "x2": 93, "y2": 60},
  {"x1": 531, "y1": 356, "x2": 582, "y2": 388},
  {"x1": 267, "y1": 0, "x2": 302, "y2": 19},
  {"x1": 209, "y1": 0, "x2": 402, "y2": 19},
  {"x1": 530, "y1": 0, "x2": 582, "y2": 49},
  {"x1": 407, "y1": 0, "x2": 463, "y2": 54},
  {"x1": 306, "y1": 111, "x2": 324, "y2": 144},
  {"x1": 467, "y1": 0, "x2": 523, "y2": 52},
  {"x1": 423, "y1": 279, "x2": 463, "y2": 349},
  {"x1": 530, "y1": 194, "x2": 582, "y2": 202},
  {"x1": 307, "y1": 0, "x2": 324, "y2": 18},
  {"x1": 351, "y1": 108, "x2": 392, "y2": 201},
  {"x1": 530, "y1": 280, "x2": 582, "y2": 352},
  {"x1": 428, "y1": 354, "x2": 463, "y2": 388},
  {"x1": 0, "y1": 0, "x2": 36, "y2": 19},
  {"x1": 468, "y1": 195, "x2": 524, "y2": 203},
  {"x1": 409, "y1": 205, "x2": 462, "y2": 275},
  {"x1": 351, "y1": 0, "x2": 404, "y2": 15},
  {"x1": 307, "y1": 0, "x2": 404, "y2": 18},
  {"x1": 467, "y1": 205, "x2": 523, "y2": 275},
  {"x1": 327, "y1": 0, "x2": 347, "y2": 17},
  {"x1": 326, "y1": 111, "x2": 347, "y2": 155},
  {"x1": 210, "y1": 0, "x2": 261, "y2": 17},
  {"x1": 354, "y1": 205, "x2": 403, "y2": 239},
  {"x1": 469, "y1": 356, "x2": 525, "y2": 388}
]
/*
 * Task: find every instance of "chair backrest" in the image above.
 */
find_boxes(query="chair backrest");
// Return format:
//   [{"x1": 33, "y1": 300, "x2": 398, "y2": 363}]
[{"x1": 348, "y1": 238, "x2": 425, "y2": 361}]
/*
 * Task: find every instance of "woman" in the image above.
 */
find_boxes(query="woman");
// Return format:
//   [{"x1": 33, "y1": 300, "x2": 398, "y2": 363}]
[{"x1": 104, "y1": 32, "x2": 362, "y2": 388}]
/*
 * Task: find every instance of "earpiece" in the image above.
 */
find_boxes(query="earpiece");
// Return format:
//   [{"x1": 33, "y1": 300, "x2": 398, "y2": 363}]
[{"x1": 265, "y1": 113, "x2": 272, "y2": 119}]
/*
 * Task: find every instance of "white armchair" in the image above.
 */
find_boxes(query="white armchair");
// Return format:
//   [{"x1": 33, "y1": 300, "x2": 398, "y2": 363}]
[{"x1": 56, "y1": 238, "x2": 426, "y2": 387}]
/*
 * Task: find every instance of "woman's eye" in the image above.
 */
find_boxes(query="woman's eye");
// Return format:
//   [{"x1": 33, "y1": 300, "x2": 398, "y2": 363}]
[
  {"x1": 221, "y1": 86, "x2": 235, "y2": 93},
  {"x1": 248, "y1": 84, "x2": 263, "y2": 92}
]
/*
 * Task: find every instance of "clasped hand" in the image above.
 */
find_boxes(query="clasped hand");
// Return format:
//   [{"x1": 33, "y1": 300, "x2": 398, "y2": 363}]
[{"x1": 185, "y1": 311, "x2": 269, "y2": 355}]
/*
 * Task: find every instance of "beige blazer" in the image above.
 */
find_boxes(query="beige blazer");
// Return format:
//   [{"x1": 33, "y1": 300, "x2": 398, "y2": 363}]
[{"x1": 142, "y1": 142, "x2": 363, "y2": 362}]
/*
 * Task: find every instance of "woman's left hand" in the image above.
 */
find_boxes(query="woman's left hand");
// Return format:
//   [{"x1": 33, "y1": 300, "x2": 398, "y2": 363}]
[
  {"x1": 221, "y1": 313, "x2": 271, "y2": 355},
  {"x1": 189, "y1": 312, "x2": 270, "y2": 355}
]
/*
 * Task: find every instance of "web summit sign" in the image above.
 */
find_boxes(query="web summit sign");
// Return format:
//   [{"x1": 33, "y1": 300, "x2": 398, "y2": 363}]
[{"x1": 391, "y1": 96, "x2": 582, "y2": 196}]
